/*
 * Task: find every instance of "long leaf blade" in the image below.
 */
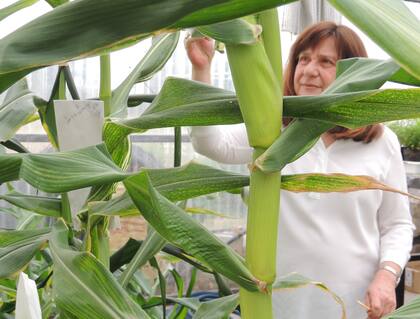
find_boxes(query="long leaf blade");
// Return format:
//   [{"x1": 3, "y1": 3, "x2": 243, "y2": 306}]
[
  {"x1": 0, "y1": 228, "x2": 50, "y2": 278},
  {"x1": 0, "y1": 0, "x2": 297, "y2": 93},
  {"x1": 329, "y1": 0, "x2": 420, "y2": 80},
  {"x1": 192, "y1": 294, "x2": 239, "y2": 319},
  {"x1": 124, "y1": 172, "x2": 259, "y2": 292},
  {"x1": 111, "y1": 32, "x2": 180, "y2": 117},
  {"x1": 50, "y1": 221, "x2": 150, "y2": 319}
]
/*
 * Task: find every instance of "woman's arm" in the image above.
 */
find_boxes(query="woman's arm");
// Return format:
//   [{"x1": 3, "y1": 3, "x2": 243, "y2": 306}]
[{"x1": 365, "y1": 130, "x2": 414, "y2": 319}]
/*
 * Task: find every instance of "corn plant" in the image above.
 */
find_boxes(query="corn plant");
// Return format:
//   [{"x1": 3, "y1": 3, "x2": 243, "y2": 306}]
[{"x1": 0, "y1": 0, "x2": 420, "y2": 318}]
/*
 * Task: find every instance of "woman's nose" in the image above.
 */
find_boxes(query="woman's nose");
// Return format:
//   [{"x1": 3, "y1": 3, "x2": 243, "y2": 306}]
[{"x1": 303, "y1": 61, "x2": 320, "y2": 77}]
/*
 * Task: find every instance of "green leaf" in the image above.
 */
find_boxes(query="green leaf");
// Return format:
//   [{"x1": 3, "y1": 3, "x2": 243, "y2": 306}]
[
  {"x1": 110, "y1": 77, "x2": 240, "y2": 133},
  {"x1": 0, "y1": 228, "x2": 50, "y2": 278},
  {"x1": 0, "y1": 191, "x2": 61, "y2": 218},
  {"x1": 383, "y1": 297, "x2": 420, "y2": 318},
  {"x1": 0, "y1": 0, "x2": 38, "y2": 22},
  {"x1": 198, "y1": 19, "x2": 261, "y2": 45},
  {"x1": 0, "y1": 0, "x2": 296, "y2": 94},
  {"x1": 124, "y1": 172, "x2": 259, "y2": 292},
  {"x1": 37, "y1": 68, "x2": 64, "y2": 149},
  {"x1": 88, "y1": 161, "x2": 249, "y2": 217},
  {"x1": 0, "y1": 154, "x2": 23, "y2": 184},
  {"x1": 50, "y1": 221, "x2": 151, "y2": 319},
  {"x1": 0, "y1": 79, "x2": 37, "y2": 142},
  {"x1": 110, "y1": 239, "x2": 212, "y2": 274},
  {"x1": 192, "y1": 294, "x2": 239, "y2": 319},
  {"x1": 283, "y1": 89, "x2": 420, "y2": 129},
  {"x1": 256, "y1": 55, "x2": 412, "y2": 172},
  {"x1": 143, "y1": 296, "x2": 201, "y2": 312},
  {"x1": 329, "y1": 0, "x2": 420, "y2": 80},
  {"x1": 19, "y1": 143, "x2": 129, "y2": 193},
  {"x1": 272, "y1": 273, "x2": 345, "y2": 319},
  {"x1": 111, "y1": 32, "x2": 180, "y2": 117},
  {"x1": 280, "y1": 173, "x2": 417, "y2": 199},
  {"x1": 119, "y1": 228, "x2": 166, "y2": 288},
  {"x1": 1, "y1": 138, "x2": 30, "y2": 153},
  {"x1": 44, "y1": 0, "x2": 68, "y2": 8}
]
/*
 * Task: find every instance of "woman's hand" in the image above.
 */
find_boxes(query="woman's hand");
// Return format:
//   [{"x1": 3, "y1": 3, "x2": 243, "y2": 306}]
[
  {"x1": 364, "y1": 268, "x2": 398, "y2": 319},
  {"x1": 185, "y1": 35, "x2": 214, "y2": 84}
]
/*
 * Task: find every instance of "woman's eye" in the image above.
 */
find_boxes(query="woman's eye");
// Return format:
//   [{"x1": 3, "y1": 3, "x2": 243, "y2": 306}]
[
  {"x1": 321, "y1": 59, "x2": 335, "y2": 66},
  {"x1": 298, "y1": 56, "x2": 309, "y2": 64}
]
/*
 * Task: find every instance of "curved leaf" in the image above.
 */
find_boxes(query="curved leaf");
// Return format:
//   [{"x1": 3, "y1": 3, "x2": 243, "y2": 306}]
[
  {"x1": 280, "y1": 173, "x2": 419, "y2": 199},
  {"x1": 50, "y1": 221, "x2": 150, "y2": 319},
  {"x1": 0, "y1": 79, "x2": 37, "y2": 142},
  {"x1": 383, "y1": 297, "x2": 420, "y2": 319},
  {"x1": 0, "y1": 191, "x2": 61, "y2": 217},
  {"x1": 256, "y1": 55, "x2": 414, "y2": 172},
  {"x1": 119, "y1": 228, "x2": 166, "y2": 288},
  {"x1": 192, "y1": 294, "x2": 239, "y2": 319},
  {"x1": 19, "y1": 144, "x2": 129, "y2": 193},
  {"x1": 111, "y1": 32, "x2": 180, "y2": 117},
  {"x1": 124, "y1": 172, "x2": 259, "y2": 292},
  {"x1": 0, "y1": 0, "x2": 38, "y2": 22},
  {"x1": 0, "y1": 228, "x2": 50, "y2": 278},
  {"x1": 272, "y1": 273, "x2": 345, "y2": 319},
  {"x1": 0, "y1": 0, "x2": 296, "y2": 93},
  {"x1": 198, "y1": 19, "x2": 261, "y2": 45},
  {"x1": 329, "y1": 0, "x2": 420, "y2": 80}
]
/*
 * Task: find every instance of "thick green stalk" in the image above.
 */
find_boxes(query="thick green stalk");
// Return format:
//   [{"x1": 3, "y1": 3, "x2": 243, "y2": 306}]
[
  {"x1": 100, "y1": 54, "x2": 111, "y2": 116},
  {"x1": 226, "y1": 15, "x2": 283, "y2": 319},
  {"x1": 258, "y1": 9, "x2": 283, "y2": 87}
]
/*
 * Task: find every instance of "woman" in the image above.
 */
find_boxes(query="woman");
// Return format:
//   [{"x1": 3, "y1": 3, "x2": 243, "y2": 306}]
[{"x1": 186, "y1": 22, "x2": 414, "y2": 319}]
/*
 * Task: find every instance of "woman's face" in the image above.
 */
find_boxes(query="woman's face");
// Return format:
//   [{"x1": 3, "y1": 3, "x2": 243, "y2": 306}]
[{"x1": 293, "y1": 37, "x2": 338, "y2": 96}]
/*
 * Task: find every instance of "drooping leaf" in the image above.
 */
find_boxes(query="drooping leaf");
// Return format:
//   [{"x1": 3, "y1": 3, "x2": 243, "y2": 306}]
[
  {"x1": 44, "y1": 0, "x2": 68, "y2": 8},
  {"x1": 1, "y1": 155, "x2": 22, "y2": 187},
  {"x1": 383, "y1": 297, "x2": 420, "y2": 318},
  {"x1": 119, "y1": 228, "x2": 166, "y2": 288},
  {"x1": 272, "y1": 273, "x2": 345, "y2": 319},
  {"x1": 334, "y1": 58, "x2": 420, "y2": 88},
  {"x1": 124, "y1": 172, "x2": 259, "y2": 292},
  {"x1": 88, "y1": 162, "x2": 249, "y2": 217},
  {"x1": 256, "y1": 55, "x2": 413, "y2": 172},
  {"x1": 0, "y1": 0, "x2": 297, "y2": 94},
  {"x1": 280, "y1": 173, "x2": 418, "y2": 199},
  {"x1": 0, "y1": 0, "x2": 38, "y2": 22},
  {"x1": 329, "y1": 0, "x2": 420, "y2": 80},
  {"x1": 192, "y1": 294, "x2": 239, "y2": 319},
  {"x1": 111, "y1": 32, "x2": 180, "y2": 117},
  {"x1": 50, "y1": 221, "x2": 151, "y2": 318},
  {"x1": 0, "y1": 191, "x2": 61, "y2": 218},
  {"x1": 19, "y1": 143, "x2": 130, "y2": 193},
  {"x1": 110, "y1": 238, "x2": 212, "y2": 274},
  {"x1": 198, "y1": 18, "x2": 261, "y2": 45},
  {"x1": 281, "y1": 89, "x2": 420, "y2": 129},
  {"x1": 109, "y1": 77, "x2": 240, "y2": 140},
  {"x1": 1, "y1": 138, "x2": 30, "y2": 153},
  {"x1": 0, "y1": 228, "x2": 50, "y2": 278},
  {"x1": 0, "y1": 79, "x2": 38, "y2": 142}
]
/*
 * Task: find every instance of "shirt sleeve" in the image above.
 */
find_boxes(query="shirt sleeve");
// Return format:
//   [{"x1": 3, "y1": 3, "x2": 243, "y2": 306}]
[
  {"x1": 188, "y1": 124, "x2": 253, "y2": 164},
  {"x1": 378, "y1": 134, "x2": 415, "y2": 270}
]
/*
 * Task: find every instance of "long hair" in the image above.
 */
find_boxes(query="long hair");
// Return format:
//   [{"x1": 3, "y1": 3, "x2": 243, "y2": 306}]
[{"x1": 283, "y1": 21, "x2": 382, "y2": 143}]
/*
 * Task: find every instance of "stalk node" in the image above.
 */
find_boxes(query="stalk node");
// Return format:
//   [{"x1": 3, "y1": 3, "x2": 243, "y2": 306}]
[{"x1": 255, "y1": 279, "x2": 270, "y2": 294}]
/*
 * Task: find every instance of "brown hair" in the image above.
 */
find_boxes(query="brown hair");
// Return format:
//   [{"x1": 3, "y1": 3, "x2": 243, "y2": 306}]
[{"x1": 283, "y1": 21, "x2": 382, "y2": 143}]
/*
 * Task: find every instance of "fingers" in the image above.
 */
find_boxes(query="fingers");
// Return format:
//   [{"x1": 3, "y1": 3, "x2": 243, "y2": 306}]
[{"x1": 364, "y1": 288, "x2": 396, "y2": 319}]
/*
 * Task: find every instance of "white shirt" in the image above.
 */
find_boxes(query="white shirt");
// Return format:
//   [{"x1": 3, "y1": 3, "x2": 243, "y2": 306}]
[{"x1": 189, "y1": 124, "x2": 414, "y2": 319}]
